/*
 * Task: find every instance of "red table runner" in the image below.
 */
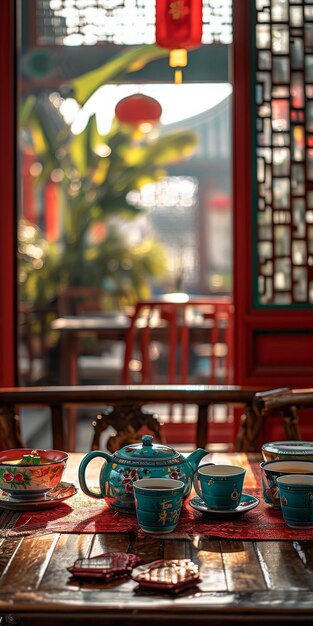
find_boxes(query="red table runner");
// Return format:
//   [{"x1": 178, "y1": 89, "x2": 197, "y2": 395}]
[{"x1": 7, "y1": 458, "x2": 313, "y2": 540}]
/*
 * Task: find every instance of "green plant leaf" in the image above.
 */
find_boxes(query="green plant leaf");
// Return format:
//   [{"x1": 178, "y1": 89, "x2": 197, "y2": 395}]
[
  {"x1": 70, "y1": 45, "x2": 168, "y2": 104},
  {"x1": 70, "y1": 130, "x2": 89, "y2": 176},
  {"x1": 19, "y1": 44, "x2": 200, "y2": 307},
  {"x1": 20, "y1": 95, "x2": 37, "y2": 125}
]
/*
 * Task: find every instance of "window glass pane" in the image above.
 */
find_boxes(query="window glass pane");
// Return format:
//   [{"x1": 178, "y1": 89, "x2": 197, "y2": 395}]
[{"x1": 17, "y1": 0, "x2": 233, "y2": 387}]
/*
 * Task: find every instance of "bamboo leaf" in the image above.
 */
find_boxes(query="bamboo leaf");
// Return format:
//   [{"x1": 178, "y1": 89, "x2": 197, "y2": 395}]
[{"x1": 30, "y1": 117, "x2": 48, "y2": 155}]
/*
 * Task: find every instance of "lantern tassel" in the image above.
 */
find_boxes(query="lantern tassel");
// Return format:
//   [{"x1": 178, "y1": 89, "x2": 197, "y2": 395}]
[
  {"x1": 174, "y1": 70, "x2": 183, "y2": 84},
  {"x1": 169, "y1": 49, "x2": 187, "y2": 84},
  {"x1": 156, "y1": 0, "x2": 202, "y2": 83},
  {"x1": 156, "y1": 0, "x2": 203, "y2": 83}
]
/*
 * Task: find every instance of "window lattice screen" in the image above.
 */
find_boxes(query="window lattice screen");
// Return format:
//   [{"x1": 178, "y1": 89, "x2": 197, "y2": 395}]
[
  {"x1": 256, "y1": 0, "x2": 313, "y2": 305},
  {"x1": 36, "y1": 0, "x2": 232, "y2": 46}
]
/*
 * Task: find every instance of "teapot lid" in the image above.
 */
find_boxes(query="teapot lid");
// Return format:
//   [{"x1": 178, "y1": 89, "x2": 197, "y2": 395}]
[{"x1": 114, "y1": 435, "x2": 181, "y2": 463}]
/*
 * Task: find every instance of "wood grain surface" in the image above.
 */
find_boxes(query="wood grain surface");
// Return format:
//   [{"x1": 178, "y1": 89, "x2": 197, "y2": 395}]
[{"x1": 0, "y1": 454, "x2": 313, "y2": 625}]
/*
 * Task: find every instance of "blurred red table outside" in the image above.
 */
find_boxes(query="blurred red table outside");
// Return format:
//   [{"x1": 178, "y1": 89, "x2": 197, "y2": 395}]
[
  {"x1": 51, "y1": 296, "x2": 234, "y2": 451},
  {"x1": 51, "y1": 313, "x2": 130, "y2": 386},
  {"x1": 122, "y1": 294, "x2": 234, "y2": 385}
]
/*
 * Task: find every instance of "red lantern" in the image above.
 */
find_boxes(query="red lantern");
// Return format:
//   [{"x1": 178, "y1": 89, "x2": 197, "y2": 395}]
[
  {"x1": 156, "y1": 0, "x2": 203, "y2": 83},
  {"x1": 114, "y1": 94, "x2": 162, "y2": 127}
]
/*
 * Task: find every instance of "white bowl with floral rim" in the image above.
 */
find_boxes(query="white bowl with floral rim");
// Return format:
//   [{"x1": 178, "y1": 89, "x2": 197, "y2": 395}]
[{"x1": 0, "y1": 448, "x2": 68, "y2": 500}]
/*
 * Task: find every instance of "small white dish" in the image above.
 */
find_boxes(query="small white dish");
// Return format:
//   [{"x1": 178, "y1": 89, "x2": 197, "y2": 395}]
[
  {"x1": 189, "y1": 493, "x2": 259, "y2": 515},
  {"x1": 0, "y1": 482, "x2": 77, "y2": 511}
]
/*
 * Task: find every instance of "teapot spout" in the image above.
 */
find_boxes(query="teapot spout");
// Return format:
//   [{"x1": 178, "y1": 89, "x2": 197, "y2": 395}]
[{"x1": 186, "y1": 448, "x2": 208, "y2": 473}]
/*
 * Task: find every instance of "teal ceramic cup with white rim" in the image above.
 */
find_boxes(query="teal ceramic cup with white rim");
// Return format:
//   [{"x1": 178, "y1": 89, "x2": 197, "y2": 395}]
[
  {"x1": 133, "y1": 477, "x2": 184, "y2": 534},
  {"x1": 260, "y1": 459, "x2": 313, "y2": 508},
  {"x1": 277, "y1": 474, "x2": 313, "y2": 528},
  {"x1": 193, "y1": 463, "x2": 246, "y2": 510}
]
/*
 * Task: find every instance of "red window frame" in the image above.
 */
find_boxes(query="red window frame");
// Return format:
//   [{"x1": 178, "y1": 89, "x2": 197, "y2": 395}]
[
  {"x1": 0, "y1": 0, "x2": 17, "y2": 385},
  {"x1": 3, "y1": 1, "x2": 310, "y2": 390}
]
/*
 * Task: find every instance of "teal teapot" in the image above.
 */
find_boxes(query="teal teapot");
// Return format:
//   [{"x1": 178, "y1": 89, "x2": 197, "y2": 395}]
[{"x1": 78, "y1": 435, "x2": 208, "y2": 513}]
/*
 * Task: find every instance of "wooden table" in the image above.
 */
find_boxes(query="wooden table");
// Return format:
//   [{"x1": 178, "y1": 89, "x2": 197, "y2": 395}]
[
  {"x1": 51, "y1": 313, "x2": 213, "y2": 384},
  {"x1": 51, "y1": 308, "x2": 235, "y2": 450},
  {"x1": 1, "y1": 452, "x2": 313, "y2": 625},
  {"x1": 51, "y1": 314, "x2": 131, "y2": 386}
]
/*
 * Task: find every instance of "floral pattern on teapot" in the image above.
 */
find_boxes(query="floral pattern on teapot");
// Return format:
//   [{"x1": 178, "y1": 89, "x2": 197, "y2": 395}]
[{"x1": 116, "y1": 464, "x2": 187, "y2": 495}]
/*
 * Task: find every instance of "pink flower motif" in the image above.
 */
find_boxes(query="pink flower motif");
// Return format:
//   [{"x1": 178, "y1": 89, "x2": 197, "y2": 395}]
[
  {"x1": 3, "y1": 472, "x2": 14, "y2": 482},
  {"x1": 124, "y1": 482, "x2": 133, "y2": 493},
  {"x1": 13, "y1": 473, "x2": 24, "y2": 482},
  {"x1": 122, "y1": 469, "x2": 139, "y2": 492}
]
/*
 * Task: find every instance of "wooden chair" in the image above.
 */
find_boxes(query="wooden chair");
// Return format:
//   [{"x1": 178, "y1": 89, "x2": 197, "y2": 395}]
[
  {"x1": 236, "y1": 387, "x2": 308, "y2": 452},
  {"x1": 121, "y1": 296, "x2": 234, "y2": 445},
  {"x1": 0, "y1": 385, "x2": 258, "y2": 452},
  {"x1": 19, "y1": 302, "x2": 58, "y2": 385},
  {"x1": 91, "y1": 405, "x2": 165, "y2": 452},
  {"x1": 122, "y1": 295, "x2": 234, "y2": 385}
]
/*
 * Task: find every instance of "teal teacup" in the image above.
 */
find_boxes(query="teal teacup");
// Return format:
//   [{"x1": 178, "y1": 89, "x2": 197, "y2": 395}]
[
  {"x1": 260, "y1": 460, "x2": 313, "y2": 508},
  {"x1": 193, "y1": 463, "x2": 246, "y2": 510},
  {"x1": 133, "y1": 478, "x2": 184, "y2": 534},
  {"x1": 277, "y1": 474, "x2": 313, "y2": 528}
]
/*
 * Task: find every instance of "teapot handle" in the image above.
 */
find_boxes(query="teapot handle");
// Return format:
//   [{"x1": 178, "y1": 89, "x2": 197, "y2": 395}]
[
  {"x1": 193, "y1": 463, "x2": 215, "y2": 499},
  {"x1": 78, "y1": 450, "x2": 112, "y2": 499}
]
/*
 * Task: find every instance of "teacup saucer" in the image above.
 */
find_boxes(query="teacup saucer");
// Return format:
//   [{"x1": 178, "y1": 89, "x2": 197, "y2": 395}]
[
  {"x1": 189, "y1": 493, "x2": 259, "y2": 515},
  {"x1": 0, "y1": 482, "x2": 77, "y2": 511}
]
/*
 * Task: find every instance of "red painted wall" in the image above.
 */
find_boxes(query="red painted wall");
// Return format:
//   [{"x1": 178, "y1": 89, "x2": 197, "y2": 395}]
[{"x1": 232, "y1": 1, "x2": 253, "y2": 386}]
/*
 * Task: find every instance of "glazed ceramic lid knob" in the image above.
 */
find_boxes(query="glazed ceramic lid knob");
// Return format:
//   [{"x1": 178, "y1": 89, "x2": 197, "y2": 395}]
[{"x1": 114, "y1": 435, "x2": 181, "y2": 462}]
